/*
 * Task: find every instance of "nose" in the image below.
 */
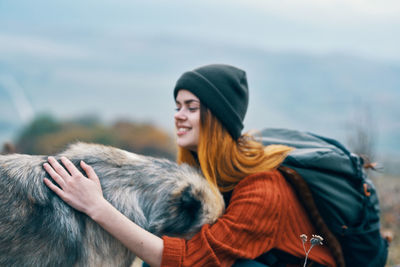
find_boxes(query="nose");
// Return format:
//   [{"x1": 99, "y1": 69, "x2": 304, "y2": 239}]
[{"x1": 174, "y1": 107, "x2": 187, "y2": 121}]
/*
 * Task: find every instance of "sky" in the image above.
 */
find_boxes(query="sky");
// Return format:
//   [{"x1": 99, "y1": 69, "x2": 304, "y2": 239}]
[
  {"x1": 1, "y1": 0, "x2": 399, "y2": 61},
  {"x1": 0, "y1": 0, "x2": 399, "y2": 159}
]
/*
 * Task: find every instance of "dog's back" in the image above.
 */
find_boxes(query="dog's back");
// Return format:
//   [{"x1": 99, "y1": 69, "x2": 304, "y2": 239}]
[
  {"x1": 0, "y1": 153, "x2": 87, "y2": 266},
  {"x1": 0, "y1": 142, "x2": 224, "y2": 267}
]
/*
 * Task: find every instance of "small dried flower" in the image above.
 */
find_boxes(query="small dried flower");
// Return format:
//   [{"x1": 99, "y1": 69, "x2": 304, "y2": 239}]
[
  {"x1": 310, "y1": 235, "x2": 324, "y2": 246},
  {"x1": 300, "y1": 234, "x2": 324, "y2": 267}
]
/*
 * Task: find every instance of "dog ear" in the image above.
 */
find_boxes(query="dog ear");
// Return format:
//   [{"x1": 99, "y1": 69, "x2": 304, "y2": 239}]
[
  {"x1": 150, "y1": 185, "x2": 204, "y2": 236},
  {"x1": 157, "y1": 186, "x2": 203, "y2": 236},
  {"x1": 1, "y1": 142, "x2": 15, "y2": 154},
  {"x1": 180, "y1": 186, "x2": 201, "y2": 221}
]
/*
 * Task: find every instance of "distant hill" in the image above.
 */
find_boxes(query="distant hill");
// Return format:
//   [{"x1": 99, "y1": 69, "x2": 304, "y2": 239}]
[{"x1": 3, "y1": 114, "x2": 176, "y2": 160}]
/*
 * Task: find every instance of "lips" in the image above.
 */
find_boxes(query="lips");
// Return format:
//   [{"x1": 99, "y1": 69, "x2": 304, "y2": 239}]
[{"x1": 177, "y1": 127, "x2": 191, "y2": 136}]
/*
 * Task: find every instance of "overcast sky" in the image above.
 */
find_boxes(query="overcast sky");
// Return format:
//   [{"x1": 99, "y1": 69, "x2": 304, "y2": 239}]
[
  {"x1": 1, "y1": 0, "x2": 399, "y2": 62},
  {"x1": 0, "y1": 0, "x2": 399, "y2": 157}
]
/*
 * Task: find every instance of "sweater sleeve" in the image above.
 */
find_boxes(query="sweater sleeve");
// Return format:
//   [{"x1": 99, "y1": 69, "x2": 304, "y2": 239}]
[{"x1": 161, "y1": 171, "x2": 283, "y2": 267}]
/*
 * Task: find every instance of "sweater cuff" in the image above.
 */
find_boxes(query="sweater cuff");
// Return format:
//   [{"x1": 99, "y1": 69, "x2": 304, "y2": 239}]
[{"x1": 161, "y1": 236, "x2": 185, "y2": 267}]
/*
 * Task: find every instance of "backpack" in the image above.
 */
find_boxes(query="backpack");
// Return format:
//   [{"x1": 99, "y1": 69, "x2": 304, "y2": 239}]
[{"x1": 259, "y1": 128, "x2": 388, "y2": 267}]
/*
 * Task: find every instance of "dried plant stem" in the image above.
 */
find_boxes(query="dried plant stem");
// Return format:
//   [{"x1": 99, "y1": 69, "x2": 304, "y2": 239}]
[
  {"x1": 300, "y1": 234, "x2": 323, "y2": 267},
  {"x1": 303, "y1": 244, "x2": 315, "y2": 267}
]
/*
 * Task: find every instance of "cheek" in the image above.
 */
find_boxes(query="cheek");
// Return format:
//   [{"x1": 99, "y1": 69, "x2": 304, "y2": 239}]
[
  {"x1": 193, "y1": 116, "x2": 201, "y2": 134},
  {"x1": 193, "y1": 110, "x2": 201, "y2": 127},
  {"x1": 194, "y1": 116, "x2": 200, "y2": 128}
]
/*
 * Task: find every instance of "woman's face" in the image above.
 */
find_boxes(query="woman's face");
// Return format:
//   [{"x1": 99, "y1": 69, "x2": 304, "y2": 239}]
[{"x1": 174, "y1": 90, "x2": 201, "y2": 152}]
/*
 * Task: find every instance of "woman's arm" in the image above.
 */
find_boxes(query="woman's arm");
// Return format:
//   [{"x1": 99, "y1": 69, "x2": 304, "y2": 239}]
[{"x1": 43, "y1": 156, "x2": 163, "y2": 267}]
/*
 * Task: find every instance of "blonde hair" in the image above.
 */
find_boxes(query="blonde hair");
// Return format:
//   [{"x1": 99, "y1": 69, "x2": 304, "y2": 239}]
[{"x1": 177, "y1": 106, "x2": 293, "y2": 192}]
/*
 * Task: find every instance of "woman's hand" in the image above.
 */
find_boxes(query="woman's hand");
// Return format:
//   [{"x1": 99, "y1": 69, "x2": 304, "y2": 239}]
[
  {"x1": 43, "y1": 156, "x2": 104, "y2": 216},
  {"x1": 44, "y1": 157, "x2": 164, "y2": 267}
]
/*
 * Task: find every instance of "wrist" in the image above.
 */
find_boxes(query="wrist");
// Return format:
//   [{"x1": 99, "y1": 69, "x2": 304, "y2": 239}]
[{"x1": 87, "y1": 197, "x2": 110, "y2": 221}]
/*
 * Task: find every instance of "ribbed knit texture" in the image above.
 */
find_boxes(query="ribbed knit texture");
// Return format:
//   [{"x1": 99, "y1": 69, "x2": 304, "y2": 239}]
[{"x1": 161, "y1": 170, "x2": 336, "y2": 267}]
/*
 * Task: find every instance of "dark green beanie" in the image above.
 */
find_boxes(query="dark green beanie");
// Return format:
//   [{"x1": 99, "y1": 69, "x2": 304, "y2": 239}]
[{"x1": 174, "y1": 64, "x2": 249, "y2": 140}]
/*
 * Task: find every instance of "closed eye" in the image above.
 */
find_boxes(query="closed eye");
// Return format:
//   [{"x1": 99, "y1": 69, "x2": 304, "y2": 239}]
[{"x1": 188, "y1": 107, "x2": 199, "y2": 112}]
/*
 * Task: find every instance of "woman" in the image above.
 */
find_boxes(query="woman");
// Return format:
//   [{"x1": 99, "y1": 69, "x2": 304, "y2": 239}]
[{"x1": 43, "y1": 64, "x2": 336, "y2": 267}]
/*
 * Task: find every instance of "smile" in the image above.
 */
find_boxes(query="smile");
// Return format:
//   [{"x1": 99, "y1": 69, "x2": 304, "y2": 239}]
[{"x1": 177, "y1": 127, "x2": 191, "y2": 136}]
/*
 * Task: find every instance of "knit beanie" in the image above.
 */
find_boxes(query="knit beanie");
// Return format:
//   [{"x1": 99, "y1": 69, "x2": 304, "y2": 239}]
[{"x1": 174, "y1": 64, "x2": 249, "y2": 140}]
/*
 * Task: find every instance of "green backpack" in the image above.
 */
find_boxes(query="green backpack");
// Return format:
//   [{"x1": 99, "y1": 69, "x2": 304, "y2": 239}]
[{"x1": 260, "y1": 128, "x2": 388, "y2": 267}]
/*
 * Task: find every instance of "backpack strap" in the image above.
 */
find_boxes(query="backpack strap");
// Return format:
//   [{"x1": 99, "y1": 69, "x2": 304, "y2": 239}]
[
  {"x1": 278, "y1": 166, "x2": 346, "y2": 267},
  {"x1": 256, "y1": 248, "x2": 328, "y2": 267}
]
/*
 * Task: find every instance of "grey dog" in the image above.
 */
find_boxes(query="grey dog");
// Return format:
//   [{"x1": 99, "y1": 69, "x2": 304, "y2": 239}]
[{"x1": 0, "y1": 142, "x2": 224, "y2": 267}]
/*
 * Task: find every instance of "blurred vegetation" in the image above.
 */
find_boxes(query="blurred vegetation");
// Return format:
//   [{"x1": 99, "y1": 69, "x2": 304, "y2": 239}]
[
  {"x1": 373, "y1": 175, "x2": 400, "y2": 266},
  {"x1": 12, "y1": 114, "x2": 177, "y2": 160}
]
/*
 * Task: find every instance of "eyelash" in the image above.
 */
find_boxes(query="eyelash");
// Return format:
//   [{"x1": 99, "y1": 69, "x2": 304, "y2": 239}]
[{"x1": 175, "y1": 107, "x2": 199, "y2": 112}]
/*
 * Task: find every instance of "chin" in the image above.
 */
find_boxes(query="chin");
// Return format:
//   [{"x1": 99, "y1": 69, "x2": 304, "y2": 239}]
[{"x1": 177, "y1": 141, "x2": 198, "y2": 152}]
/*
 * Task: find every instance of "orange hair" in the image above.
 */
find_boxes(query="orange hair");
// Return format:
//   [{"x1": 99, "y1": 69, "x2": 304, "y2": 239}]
[{"x1": 177, "y1": 107, "x2": 293, "y2": 192}]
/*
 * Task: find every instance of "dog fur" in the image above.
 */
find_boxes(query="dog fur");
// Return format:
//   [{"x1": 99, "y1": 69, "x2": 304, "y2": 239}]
[{"x1": 0, "y1": 142, "x2": 224, "y2": 267}]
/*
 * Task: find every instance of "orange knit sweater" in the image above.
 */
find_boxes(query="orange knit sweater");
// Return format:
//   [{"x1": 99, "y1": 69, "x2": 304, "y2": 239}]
[{"x1": 161, "y1": 170, "x2": 336, "y2": 267}]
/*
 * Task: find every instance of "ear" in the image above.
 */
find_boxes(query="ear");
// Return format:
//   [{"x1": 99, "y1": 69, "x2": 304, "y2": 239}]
[
  {"x1": 153, "y1": 186, "x2": 204, "y2": 236},
  {"x1": 180, "y1": 186, "x2": 201, "y2": 221}
]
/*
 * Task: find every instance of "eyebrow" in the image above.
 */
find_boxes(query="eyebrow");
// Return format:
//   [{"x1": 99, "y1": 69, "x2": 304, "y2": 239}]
[{"x1": 175, "y1": 99, "x2": 200, "y2": 105}]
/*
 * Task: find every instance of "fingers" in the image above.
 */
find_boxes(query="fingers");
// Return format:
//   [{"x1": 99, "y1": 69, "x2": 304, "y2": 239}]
[
  {"x1": 43, "y1": 177, "x2": 66, "y2": 199},
  {"x1": 47, "y1": 156, "x2": 71, "y2": 178},
  {"x1": 43, "y1": 162, "x2": 67, "y2": 189},
  {"x1": 60, "y1": 157, "x2": 81, "y2": 176},
  {"x1": 80, "y1": 161, "x2": 100, "y2": 183},
  {"x1": 44, "y1": 157, "x2": 100, "y2": 191}
]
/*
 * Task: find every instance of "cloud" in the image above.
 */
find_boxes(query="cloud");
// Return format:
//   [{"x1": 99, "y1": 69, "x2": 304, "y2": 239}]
[
  {"x1": 0, "y1": 33, "x2": 91, "y2": 60},
  {"x1": 231, "y1": 0, "x2": 400, "y2": 20},
  {"x1": 51, "y1": 68, "x2": 170, "y2": 89},
  {"x1": 1, "y1": 0, "x2": 399, "y2": 62},
  {"x1": 0, "y1": 74, "x2": 34, "y2": 123}
]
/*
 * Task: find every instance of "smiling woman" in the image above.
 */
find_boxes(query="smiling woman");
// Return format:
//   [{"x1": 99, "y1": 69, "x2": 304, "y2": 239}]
[
  {"x1": 174, "y1": 90, "x2": 201, "y2": 152},
  {"x1": 43, "y1": 64, "x2": 338, "y2": 267}
]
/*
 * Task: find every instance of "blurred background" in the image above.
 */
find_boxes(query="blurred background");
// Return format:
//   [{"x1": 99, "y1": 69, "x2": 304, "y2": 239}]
[{"x1": 0, "y1": 0, "x2": 399, "y2": 264}]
